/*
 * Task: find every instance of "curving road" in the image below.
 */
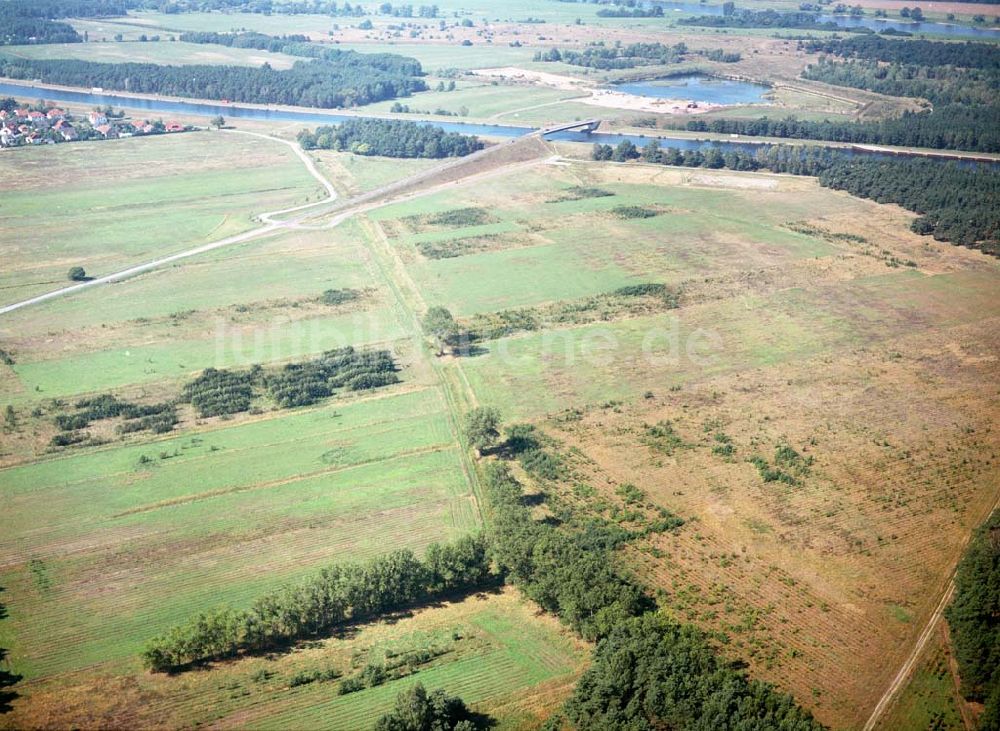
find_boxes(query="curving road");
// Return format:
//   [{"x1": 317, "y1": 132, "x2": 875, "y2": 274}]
[{"x1": 0, "y1": 130, "x2": 339, "y2": 317}]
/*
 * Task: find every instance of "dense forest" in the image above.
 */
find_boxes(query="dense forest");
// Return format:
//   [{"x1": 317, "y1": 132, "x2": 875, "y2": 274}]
[
  {"x1": 593, "y1": 141, "x2": 1000, "y2": 253},
  {"x1": 802, "y1": 59, "x2": 996, "y2": 106},
  {"x1": 680, "y1": 104, "x2": 999, "y2": 153},
  {"x1": 801, "y1": 36, "x2": 1000, "y2": 70},
  {"x1": 142, "y1": 535, "x2": 492, "y2": 672},
  {"x1": 0, "y1": 54, "x2": 427, "y2": 108},
  {"x1": 297, "y1": 119, "x2": 483, "y2": 158},
  {"x1": 945, "y1": 511, "x2": 1000, "y2": 730}
]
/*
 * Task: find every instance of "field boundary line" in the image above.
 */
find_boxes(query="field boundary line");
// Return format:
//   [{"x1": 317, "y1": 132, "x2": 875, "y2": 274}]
[{"x1": 110, "y1": 443, "x2": 455, "y2": 518}]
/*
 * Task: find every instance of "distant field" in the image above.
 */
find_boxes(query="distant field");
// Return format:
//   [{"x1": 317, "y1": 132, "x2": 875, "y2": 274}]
[
  {"x1": 0, "y1": 132, "x2": 320, "y2": 307},
  {"x1": 1, "y1": 41, "x2": 301, "y2": 69},
  {"x1": 0, "y1": 587, "x2": 587, "y2": 730},
  {"x1": 358, "y1": 81, "x2": 581, "y2": 121}
]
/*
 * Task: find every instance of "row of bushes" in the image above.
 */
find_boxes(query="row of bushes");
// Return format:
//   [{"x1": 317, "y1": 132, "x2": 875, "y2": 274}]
[{"x1": 142, "y1": 535, "x2": 492, "y2": 672}]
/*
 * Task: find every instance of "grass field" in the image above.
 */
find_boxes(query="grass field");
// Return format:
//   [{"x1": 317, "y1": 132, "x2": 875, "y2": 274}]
[
  {"x1": 0, "y1": 132, "x2": 320, "y2": 307},
  {"x1": 0, "y1": 587, "x2": 587, "y2": 731},
  {"x1": 1, "y1": 388, "x2": 477, "y2": 676}
]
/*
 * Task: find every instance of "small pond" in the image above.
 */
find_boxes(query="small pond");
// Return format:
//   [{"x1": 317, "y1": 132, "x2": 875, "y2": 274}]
[{"x1": 614, "y1": 74, "x2": 770, "y2": 106}]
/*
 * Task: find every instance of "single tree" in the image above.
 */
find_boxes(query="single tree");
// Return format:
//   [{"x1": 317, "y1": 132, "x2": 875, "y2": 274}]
[
  {"x1": 67, "y1": 266, "x2": 87, "y2": 281},
  {"x1": 211, "y1": 115, "x2": 225, "y2": 129},
  {"x1": 464, "y1": 406, "x2": 501, "y2": 454},
  {"x1": 422, "y1": 306, "x2": 457, "y2": 356}
]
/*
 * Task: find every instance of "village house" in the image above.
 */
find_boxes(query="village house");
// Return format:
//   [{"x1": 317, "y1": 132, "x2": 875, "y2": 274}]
[
  {"x1": 45, "y1": 108, "x2": 65, "y2": 121},
  {"x1": 94, "y1": 123, "x2": 117, "y2": 139},
  {"x1": 53, "y1": 119, "x2": 77, "y2": 141},
  {"x1": 88, "y1": 111, "x2": 108, "y2": 126},
  {"x1": 165, "y1": 121, "x2": 184, "y2": 133},
  {"x1": 26, "y1": 111, "x2": 49, "y2": 128}
]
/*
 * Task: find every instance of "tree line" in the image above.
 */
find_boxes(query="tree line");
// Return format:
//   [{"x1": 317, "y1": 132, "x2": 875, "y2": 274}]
[
  {"x1": 945, "y1": 510, "x2": 1000, "y2": 730},
  {"x1": 680, "y1": 103, "x2": 999, "y2": 153},
  {"x1": 592, "y1": 140, "x2": 999, "y2": 253},
  {"x1": 679, "y1": 8, "x2": 866, "y2": 31},
  {"x1": 297, "y1": 118, "x2": 483, "y2": 158},
  {"x1": 533, "y1": 42, "x2": 689, "y2": 70},
  {"x1": 141, "y1": 534, "x2": 492, "y2": 672},
  {"x1": 0, "y1": 54, "x2": 428, "y2": 109},
  {"x1": 177, "y1": 30, "x2": 309, "y2": 52},
  {"x1": 801, "y1": 36, "x2": 1000, "y2": 70}
]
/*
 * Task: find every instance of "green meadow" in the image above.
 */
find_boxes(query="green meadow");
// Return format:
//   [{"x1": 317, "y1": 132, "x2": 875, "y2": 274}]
[
  {"x1": 0, "y1": 132, "x2": 320, "y2": 306},
  {"x1": 1, "y1": 388, "x2": 475, "y2": 678}
]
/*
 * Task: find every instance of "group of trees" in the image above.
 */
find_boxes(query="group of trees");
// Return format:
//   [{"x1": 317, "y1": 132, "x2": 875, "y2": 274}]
[
  {"x1": 180, "y1": 347, "x2": 399, "y2": 417},
  {"x1": 53, "y1": 394, "x2": 176, "y2": 437},
  {"x1": 142, "y1": 535, "x2": 492, "y2": 672},
  {"x1": 945, "y1": 511, "x2": 1000, "y2": 729},
  {"x1": 375, "y1": 683, "x2": 481, "y2": 730},
  {"x1": 376, "y1": 3, "x2": 441, "y2": 18},
  {"x1": 297, "y1": 118, "x2": 482, "y2": 158},
  {"x1": 592, "y1": 140, "x2": 999, "y2": 253},
  {"x1": 0, "y1": 53, "x2": 427, "y2": 109},
  {"x1": 533, "y1": 42, "x2": 689, "y2": 70},
  {"x1": 564, "y1": 614, "x2": 826, "y2": 730},
  {"x1": 596, "y1": 4, "x2": 664, "y2": 17},
  {"x1": 177, "y1": 30, "x2": 309, "y2": 52}
]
